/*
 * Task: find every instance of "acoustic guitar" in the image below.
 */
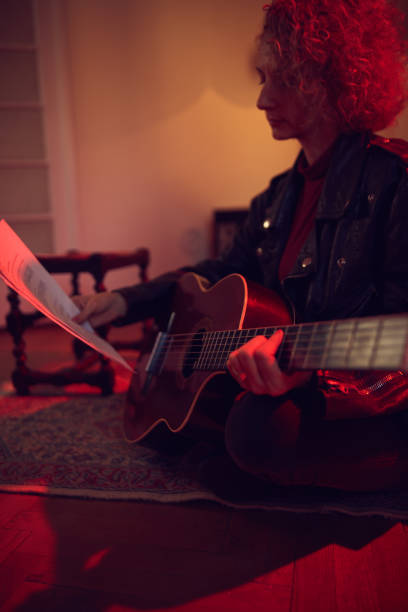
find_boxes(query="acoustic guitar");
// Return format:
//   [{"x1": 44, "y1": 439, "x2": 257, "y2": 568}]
[{"x1": 124, "y1": 272, "x2": 408, "y2": 442}]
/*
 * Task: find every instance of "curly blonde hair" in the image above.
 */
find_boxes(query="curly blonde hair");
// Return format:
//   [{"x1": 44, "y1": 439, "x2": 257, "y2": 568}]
[{"x1": 261, "y1": 0, "x2": 408, "y2": 131}]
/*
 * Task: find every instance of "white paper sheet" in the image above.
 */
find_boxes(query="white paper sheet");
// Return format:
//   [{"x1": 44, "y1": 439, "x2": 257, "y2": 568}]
[{"x1": 0, "y1": 219, "x2": 134, "y2": 372}]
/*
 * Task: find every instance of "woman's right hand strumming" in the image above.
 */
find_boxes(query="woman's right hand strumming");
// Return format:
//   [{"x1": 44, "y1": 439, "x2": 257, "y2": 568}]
[{"x1": 72, "y1": 291, "x2": 128, "y2": 328}]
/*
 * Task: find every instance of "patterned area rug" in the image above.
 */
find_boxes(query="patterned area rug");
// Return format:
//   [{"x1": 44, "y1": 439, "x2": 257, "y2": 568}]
[{"x1": 1, "y1": 392, "x2": 408, "y2": 520}]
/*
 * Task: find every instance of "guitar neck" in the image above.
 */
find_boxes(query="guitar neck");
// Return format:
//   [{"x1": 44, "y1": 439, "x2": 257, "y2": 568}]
[{"x1": 193, "y1": 314, "x2": 408, "y2": 372}]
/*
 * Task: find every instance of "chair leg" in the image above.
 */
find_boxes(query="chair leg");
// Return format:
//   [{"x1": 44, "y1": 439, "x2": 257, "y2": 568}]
[{"x1": 6, "y1": 291, "x2": 31, "y2": 395}]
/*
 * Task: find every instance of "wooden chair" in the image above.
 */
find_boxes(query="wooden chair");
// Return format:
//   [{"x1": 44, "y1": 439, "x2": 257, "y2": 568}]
[{"x1": 6, "y1": 248, "x2": 150, "y2": 395}]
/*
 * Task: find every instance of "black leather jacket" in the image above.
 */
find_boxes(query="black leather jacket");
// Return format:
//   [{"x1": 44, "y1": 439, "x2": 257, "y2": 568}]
[{"x1": 117, "y1": 131, "x2": 408, "y2": 419}]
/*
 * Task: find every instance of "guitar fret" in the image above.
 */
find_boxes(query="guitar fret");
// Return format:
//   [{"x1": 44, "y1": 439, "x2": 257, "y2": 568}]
[
  {"x1": 277, "y1": 329, "x2": 288, "y2": 369},
  {"x1": 308, "y1": 322, "x2": 332, "y2": 369},
  {"x1": 215, "y1": 331, "x2": 225, "y2": 369},
  {"x1": 222, "y1": 330, "x2": 233, "y2": 368},
  {"x1": 209, "y1": 332, "x2": 217, "y2": 370},
  {"x1": 209, "y1": 333, "x2": 217, "y2": 368},
  {"x1": 223, "y1": 331, "x2": 230, "y2": 365},
  {"x1": 198, "y1": 332, "x2": 208, "y2": 370},
  {"x1": 320, "y1": 321, "x2": 335, "y2": 369},
  {"x1": 229, "y1": 330, "x2": 238, "y2": 355},
  {"x1": 302, "y1": 323, "x2": 318, "y2": 369},
  {"x1": 220, "y1": 329, "x2": 238, "y2": 369},
  {"x1": 370, "y1": 319, "x2": 383, "y2": 368},
  {"x1": 325, "y1": 320, "x2": 355, "y2": 369},
  {"x1": 217, "y1": 333, "x2": 223, "y2": 369},
  {"x1": 206, "y1": 332, "x2": 215, "y2": 370},
  {"x1": 279, "y1": 326, "x2": 296, "y2": 370},
  {"x1": 213, "y1": 331, "x2": 222, "y2": 369},
  {"x1": 347, "y1": 318, "x2": 379, "y2": 369},
  {"x1": 372, "y1": 316, "x2": 408, "y2": 369},
  {"x1": 241, "y1": 328, "x2": 250, "y2": 348},
  {"x1": 222, "y1": 330, "x2": 232, "y2": 368},
  {"x1": 192, "y1": 336, "x2": 201, "y2": 370},
  {"x1": 344, "y1": 319, "x2": 357, "y2": 368},
  {"x1": 231, "y1": 329, "x2": 238, "y2": 355},
  {"x1": 196, "y1": 333, "x2": 205, "y2": 371},
  {"x1": 287, "y1": 326, "x2": 308, "y2": 369},
  {"x1": 286, "y1": 325, "x2": 300, "y2": 370}
]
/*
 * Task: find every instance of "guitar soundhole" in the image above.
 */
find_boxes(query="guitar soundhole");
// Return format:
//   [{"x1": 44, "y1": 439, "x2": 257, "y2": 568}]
[{"x1": 182, "y1": 329, "x2": 205, "y2": 379}]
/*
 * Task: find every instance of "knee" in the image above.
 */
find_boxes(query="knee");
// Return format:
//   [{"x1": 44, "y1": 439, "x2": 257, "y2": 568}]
[{"x1": 225, "y1": 392, "x2": 302, "y2": 477}]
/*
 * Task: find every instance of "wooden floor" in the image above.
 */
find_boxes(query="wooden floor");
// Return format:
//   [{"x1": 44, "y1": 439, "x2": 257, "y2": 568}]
[{"x1": 1, "y1": 326, "x2": 408, "y2": 611}]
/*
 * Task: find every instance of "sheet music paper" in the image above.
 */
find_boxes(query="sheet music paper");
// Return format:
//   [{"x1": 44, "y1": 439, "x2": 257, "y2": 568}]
[{"x1": 0, "y1": 219, "x2": 134, "y2": 372}]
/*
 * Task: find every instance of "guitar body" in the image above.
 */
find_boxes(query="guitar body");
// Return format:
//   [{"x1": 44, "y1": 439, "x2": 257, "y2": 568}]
[{"x1": 124, "y1": 273, "x2": 292, "y2": 442}]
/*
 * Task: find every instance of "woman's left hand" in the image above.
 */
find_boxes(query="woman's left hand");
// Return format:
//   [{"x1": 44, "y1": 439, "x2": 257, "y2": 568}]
[{"x1": 226, "y1": 329, "x2": 313, "y2": 396}]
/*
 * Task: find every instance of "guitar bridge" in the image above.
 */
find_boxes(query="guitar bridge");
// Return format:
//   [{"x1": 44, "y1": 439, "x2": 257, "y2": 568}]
[{"x1": 142, "y1": 312, "x2": 176, "y2": 395}]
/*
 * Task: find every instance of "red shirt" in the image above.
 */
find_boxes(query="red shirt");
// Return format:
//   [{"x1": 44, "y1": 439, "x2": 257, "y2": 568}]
[{"x1": 278, "y1": 146, "x2": 334, "y2": 281}]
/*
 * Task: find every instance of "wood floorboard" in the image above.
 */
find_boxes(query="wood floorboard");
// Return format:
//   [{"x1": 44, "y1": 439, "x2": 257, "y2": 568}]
[
  {"x1": 0, "y1": 494, "x2": 408, "y2": 612},
  {"x1": 333, "y1": 533, "x2": 380, "y2": 611},
  {"x1": 0, "y1": 527, "x2": 31, "y2": 566},
  {"x1": 5, "y1": 498, "x2": 231, "y2": 556},
  {"x1": 367, "y1": 521, "x2": 408, "y2": 612},
  {"x1": 0, "y1": 493, "x2": 296, "y2": 610},
  {"x1": 223, "y1": 510, "x2": 295, "y2": 589},
  {"x1": 291, "y1": 515, "x2": 337, "y2": 612},
  {"x1": 331, "y1": 515, "x2": 407, "y2": 612},
  {"x1": 2, "y1": 491, "x2": 408, "y2": 611},
  {"x1": 0, "y1": 493, "x2": 40, "y2": 526},
  {"x1": 2, "y1": 580, "x2": 292, "y2": 612}
]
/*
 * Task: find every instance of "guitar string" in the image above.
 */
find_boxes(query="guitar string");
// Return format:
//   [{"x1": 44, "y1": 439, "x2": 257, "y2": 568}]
[
  {"x1": 157, "y1": 334, "x2": 400, "y2": 354},
  {"x1": 149, "y1": 318, "x2": 407, "y2": 358},
  {"x1": 157, "y1": 328, "x2": 401, "y2": 346},
  {"x1": 156, "y1": 339, "x2": 401, "y2": 359},
  {"x1": 155, "y1": 337, "x2": 402, "y2": 369},
  {"x1": 161, "y1": 344, "x2": 399, "y2": 363},
  {"x1": 155, "y1": 327, "x2": 389, "y2": 345},
  {"x1": 154, "y1": 321, "x2": 406, "y2": 346},
  {"x1": 155, "y1": 329, "x2": 402, "y2": 355},
  {"x1": 154, "y1": 339, "x2": 402, "y2": 364},
  {"x1": 158, "y1": 341, "x2": 401, "y2": 358},
  {"x1": 153, "y1": 317, "x2": 407, "y2": 342},
  {"x1": 145, "y1": 318, "x2": 408, "y2": 371}
]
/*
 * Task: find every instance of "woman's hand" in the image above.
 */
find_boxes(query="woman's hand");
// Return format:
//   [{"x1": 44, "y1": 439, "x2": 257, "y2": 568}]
[
  {"x1": 226, "y1": 330, "x2": 312, "y2": 396},
  {"x1": 72, "y1": 291, "x2": 127, "y2": 328}
]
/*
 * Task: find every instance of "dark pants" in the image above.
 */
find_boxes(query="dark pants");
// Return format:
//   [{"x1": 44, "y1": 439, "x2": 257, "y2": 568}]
[
  {"x1": 225, "y1": 391, "x2": 408, "y2": 491},
  {"x1": 142, "y1": 377, "x2": 408, "y2": 492}
]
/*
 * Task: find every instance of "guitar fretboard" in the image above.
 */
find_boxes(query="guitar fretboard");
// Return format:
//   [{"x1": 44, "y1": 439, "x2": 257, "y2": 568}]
[{"x1": 153, "y1": 314, "x2": 408, "y2": 374}]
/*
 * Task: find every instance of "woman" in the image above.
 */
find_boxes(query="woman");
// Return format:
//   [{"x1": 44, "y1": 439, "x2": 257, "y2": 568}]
[{"x1": 75, "y1": 0, "x2": 408, "y2": 492}]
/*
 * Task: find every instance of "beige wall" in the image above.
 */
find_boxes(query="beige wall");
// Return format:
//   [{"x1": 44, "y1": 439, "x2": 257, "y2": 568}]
[
  {"x1": 60, "y1": 0, "x2": 299, "y2": 289},
  {"x1": 61, "y1": 0, "x2": 408, "y2": 292}
]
